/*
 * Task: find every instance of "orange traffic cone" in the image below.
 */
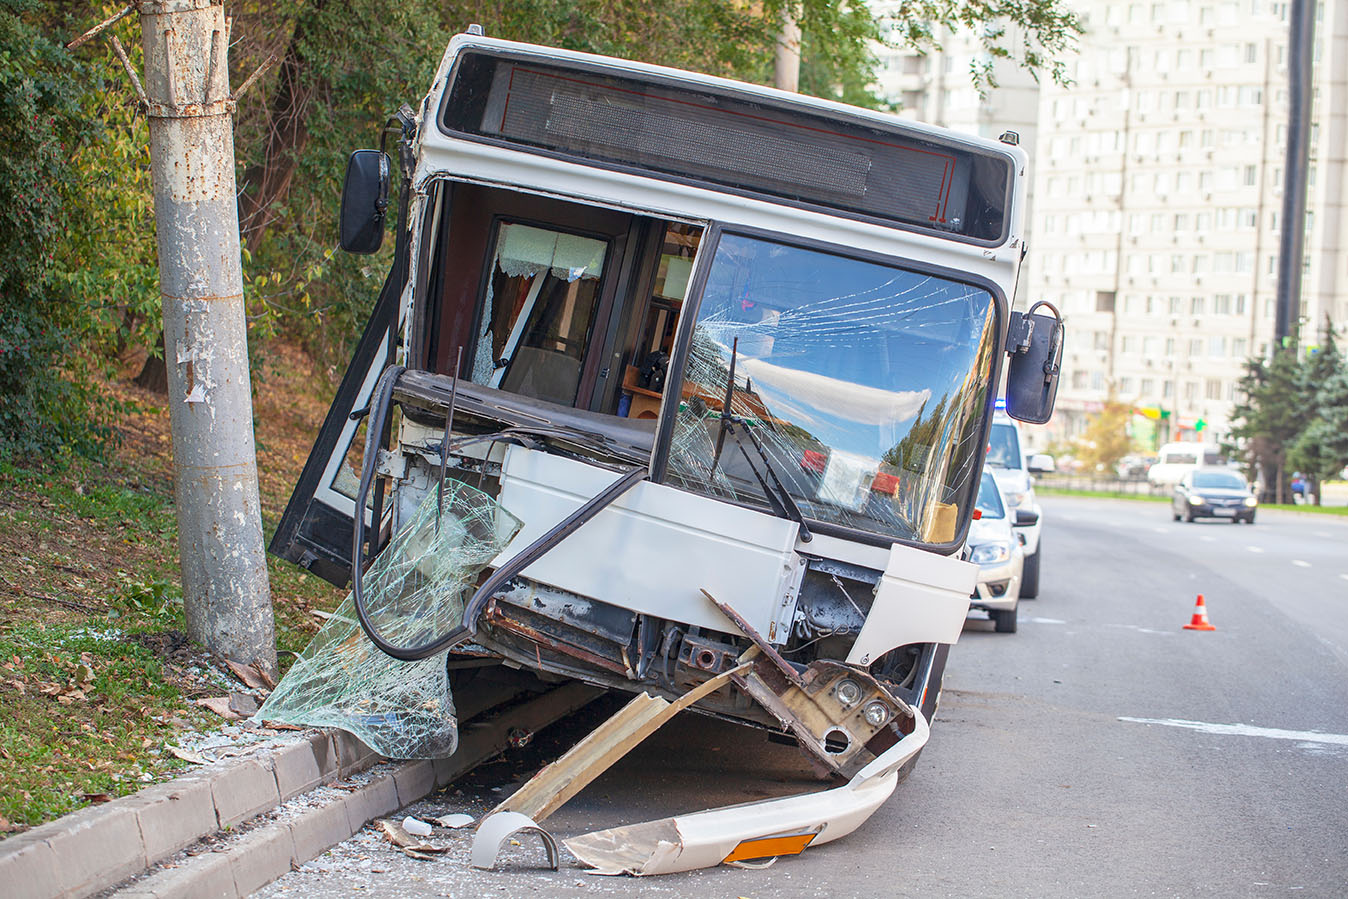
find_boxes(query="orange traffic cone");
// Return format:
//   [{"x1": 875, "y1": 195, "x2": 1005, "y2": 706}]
[{"x1": 1183, "y1": 594, "x2": 1216, "y2": 631}]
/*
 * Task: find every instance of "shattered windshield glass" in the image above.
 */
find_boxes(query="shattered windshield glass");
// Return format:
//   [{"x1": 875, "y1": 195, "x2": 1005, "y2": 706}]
[
  {"x1": 667, "y1": 234, "x2": 998, "y2": 546},
  {"x1": 257, "y1": 482, "x2": 522, "y2": 758}
]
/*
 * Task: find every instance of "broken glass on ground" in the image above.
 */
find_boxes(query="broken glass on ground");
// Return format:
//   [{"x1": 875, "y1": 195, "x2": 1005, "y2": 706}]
[{"x1": 256, "y1": 481, "x2": 522, "y2": 759}]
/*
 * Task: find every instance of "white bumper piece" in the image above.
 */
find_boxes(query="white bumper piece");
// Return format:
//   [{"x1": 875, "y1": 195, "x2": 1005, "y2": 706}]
[{"x1": 564, "y1": 708, "x2": 930, "y2": 875}]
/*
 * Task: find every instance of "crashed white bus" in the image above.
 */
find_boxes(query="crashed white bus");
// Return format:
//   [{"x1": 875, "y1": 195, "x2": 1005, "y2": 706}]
[{"x1": 268, "y1": 29, "x2": 1063, "y2": 874}]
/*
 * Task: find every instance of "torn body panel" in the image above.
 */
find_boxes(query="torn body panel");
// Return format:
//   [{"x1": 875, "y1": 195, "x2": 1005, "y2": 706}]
[{"x1": 564, "y1": 706, "x2": 930, "y2": 875}]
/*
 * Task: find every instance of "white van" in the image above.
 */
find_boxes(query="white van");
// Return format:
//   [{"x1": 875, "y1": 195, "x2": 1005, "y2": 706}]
[{"x1": 1146, "y1": 442, "x2": 1222, "y2": 487}]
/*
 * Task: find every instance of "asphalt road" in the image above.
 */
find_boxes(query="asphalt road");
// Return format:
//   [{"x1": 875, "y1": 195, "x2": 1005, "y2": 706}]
[{"x1": 259, "y1": 496, "x2": 1348, "y2": 899}]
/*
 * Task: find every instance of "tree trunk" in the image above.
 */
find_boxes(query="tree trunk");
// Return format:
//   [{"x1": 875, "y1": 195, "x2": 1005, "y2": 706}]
[
  {"x1": 773, "y1": 2, "x2": 801, "y2": 92},
  {"x1": 237, "y1": 2, "x2": 328, "y2": 254},
  {"x1": 134, "y1": 332, "x2": 168, "y2": 394}
]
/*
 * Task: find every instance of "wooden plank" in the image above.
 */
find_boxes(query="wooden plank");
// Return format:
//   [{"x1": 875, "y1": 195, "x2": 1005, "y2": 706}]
[{"x1": 492, "y1": 664, "x2": 749, "y2": 822}]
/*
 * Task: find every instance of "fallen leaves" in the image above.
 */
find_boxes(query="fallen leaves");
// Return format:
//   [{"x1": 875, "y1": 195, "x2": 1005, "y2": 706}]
[
  {"x1": 196, "y1": 691, "x2": 261, "y2": 720},
  {"x1": 225, "y1": 659, "x2": 276, "y2": 691},
  {"x1": 166, "y1": 744, "x2": 208, "y2": 765},
  {"x1": 196, "y1": 696, "x2": 240, "y2": 720}
]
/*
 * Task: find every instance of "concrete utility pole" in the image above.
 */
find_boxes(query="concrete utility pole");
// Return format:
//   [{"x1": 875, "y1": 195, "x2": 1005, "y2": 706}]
[
  {"x1": 1275, "y1": 0, "x2": 1317, "y2": 353},
  {"x1": 138, "y1": 0, "x2": 276, "y2": 675},
  {"x1": 774, "y1": 2, "x2": 802, "y2": 92}
]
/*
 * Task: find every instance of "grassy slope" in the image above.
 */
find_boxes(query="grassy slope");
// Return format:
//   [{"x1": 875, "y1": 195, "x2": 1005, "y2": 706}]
[{"x1": 0, "y1": 343, "x2": 343, "y2": 832}]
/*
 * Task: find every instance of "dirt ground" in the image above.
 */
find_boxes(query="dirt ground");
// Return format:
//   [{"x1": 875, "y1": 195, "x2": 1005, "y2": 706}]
[{"x1": 0, "y1": 342, "x2": 345, "y2": 831}]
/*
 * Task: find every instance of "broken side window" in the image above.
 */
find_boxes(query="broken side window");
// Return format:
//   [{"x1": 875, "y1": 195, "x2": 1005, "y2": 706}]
[
  {"x1": 616, "y1": 222, "x2": 701, "y2": 420},
  {"x1": 470, "y1": 222, "x2": 608, "y2": 407},
  {"x1": 666, "y1": 233, "x2": 998, "y2": 547}
]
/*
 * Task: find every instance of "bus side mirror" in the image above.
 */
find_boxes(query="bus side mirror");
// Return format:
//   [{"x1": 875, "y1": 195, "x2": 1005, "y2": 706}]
[
  {"x1": 339, "y1": 149, "x2": 390, "y2": 254},
  {"x1": 1004, "y1": 302, "x2": 1064, "y2": 425}
]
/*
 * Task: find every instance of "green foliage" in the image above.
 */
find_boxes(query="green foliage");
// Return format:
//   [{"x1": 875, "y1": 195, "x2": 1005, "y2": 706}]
[
  {"x1": 1227, "y1": 325, "x2": 1348, "y2": 503},
  {"x1": 56, "y1": 13, "x2": 162, "y2": 370},
  {"x1": 872, "y1": 0, "x2": 1083, "y2": 91},
  {"x1": 1287, "y1": 325, "x2": 1348, "y2": 494},
  {"x1": 0, "y1": 0, "x2": 106, "y2": 458}
]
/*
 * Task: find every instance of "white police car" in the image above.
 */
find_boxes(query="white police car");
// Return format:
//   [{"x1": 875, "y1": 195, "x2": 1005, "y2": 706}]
[{"x1": 986, "y1": 407, "x2": 1054, "y2": 598}]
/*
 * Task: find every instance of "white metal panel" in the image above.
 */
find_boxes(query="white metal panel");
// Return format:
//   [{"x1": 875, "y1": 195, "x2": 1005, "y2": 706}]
[
  {"x1": 413, "y1": 34, "x2": 1028, "y2": 297},
  {"x1": 845, "y1": 542, "x2": 976, "y2": 664},
  {"x1": 415, "y1": 142, "x2": 1020, "y2": 293},
  {"x1": 492, "y1": 447, "x2": 801, "y2": 638},
  {"x1": 563, "y1": 708, "x2": 930, "y2": 875},
  {"x1": 795, "y1": 531, "x2": 891, "y2": 572}
]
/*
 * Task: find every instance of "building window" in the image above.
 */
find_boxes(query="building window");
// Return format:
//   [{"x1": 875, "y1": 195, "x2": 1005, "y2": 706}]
[
  {"x1": 1096, "y1": 291, "x2": 1117, "y2": 313},
  {"x1": 1205, "y1": 378, "x2": 1223, "y2": 399},
  {"x1": 1184, "y1": 381, "x2": 1199, "y2": 402},
  {"x1": 1073, "y1": 370, "x2": 1089, "y2": 390},
  {"x1": 1209, "y1": 336, "x2": 1227, "y2": 356},
  {"x1": 1165, "y1": 336, "x2": 1177, "y2": 355},
  {"x1": 1214, "y1": 294, "x2": 1232, "y2": 314},
  {"x1": 1244, "y1": 165, "x2": 1258, "y2": 186},
  {"x1": 1169, "y1": 297, "x2": 1183, "y2": 315},
  {"x1": 1121, "y1": 376, "x2": 1135, "y2": 393},
  {"x1": 1094, "y1": 330, "x2": 1111, "y2": 350},
  {"x1": 1163, "y1": 380, "x2": 1175, "y2": 398},
  {"x1": 1091, "y1": 372, "x2": 1106, "y2": 391},
  {"x1": 1232, "y1": 337, "x2": 1247, "y2": 357},
  {"x1": 1191, "y1": 296, "x2": 1206, "y2": 315},
  {"x1": 1141, "y1": 377, "x2": 1155, "y2": 394},
  {"x1": 1189, "y1": 338, "x2": 1204, "y2": 356}
]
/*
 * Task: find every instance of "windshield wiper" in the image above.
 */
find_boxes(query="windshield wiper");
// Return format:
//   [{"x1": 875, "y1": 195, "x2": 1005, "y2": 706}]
[{"x1": 708, "y1": 339, "x2": 813, "y2": 543}]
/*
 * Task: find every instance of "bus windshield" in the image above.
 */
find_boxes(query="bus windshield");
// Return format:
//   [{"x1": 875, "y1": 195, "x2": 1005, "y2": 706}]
[{"x1": 666, "y1": 233, "x2": 998, "y2": 546}]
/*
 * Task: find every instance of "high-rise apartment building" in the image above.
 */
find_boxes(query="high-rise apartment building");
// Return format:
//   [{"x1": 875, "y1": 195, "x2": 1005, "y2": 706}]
[
  {"x1": 1028, "y1": 0, "x2": 1348, "y2": 446},
  {"x1": 869, "y1": 0, "x2": 1348, "y2": 449}
]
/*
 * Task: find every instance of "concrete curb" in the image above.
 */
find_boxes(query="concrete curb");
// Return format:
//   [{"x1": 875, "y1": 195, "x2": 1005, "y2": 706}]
[
  {"x1": 1, "y1": 730, "x2": 381, "y2": 899},
  {"x1": 108, "y1": 683, "x2": 600, "y2": 899},
  {"x1": 3, "y1": 683, "x2": 602, "y2": 899}
]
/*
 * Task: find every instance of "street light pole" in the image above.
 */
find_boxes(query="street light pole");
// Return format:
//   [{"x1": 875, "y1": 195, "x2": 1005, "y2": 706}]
[
  {"x1": 139, "y1": 0, "x2": 276, "y2": 675},
  {"x1": 1275, "y1": 0, "x2": 1316, "y2": 353}
]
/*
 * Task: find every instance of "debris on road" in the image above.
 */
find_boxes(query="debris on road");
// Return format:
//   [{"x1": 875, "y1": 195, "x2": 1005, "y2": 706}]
[
  {"x1": 401, "y1": 815, "x2": 433, "y2": 837},
  {"x1": 470, "y1": 811, "x2": 560, "y2": 871},
  {"x1": 434, "y1": 813, "x2": 475, "y2": 829},
  {"x1": 379, "y1": 818, "x2": 450, "y2": 859}
]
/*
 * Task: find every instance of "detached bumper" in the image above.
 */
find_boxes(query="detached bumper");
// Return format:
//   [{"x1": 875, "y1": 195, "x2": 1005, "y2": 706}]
[{"x1": 564, "y1": 709, "x2": 930, "y2": 875}]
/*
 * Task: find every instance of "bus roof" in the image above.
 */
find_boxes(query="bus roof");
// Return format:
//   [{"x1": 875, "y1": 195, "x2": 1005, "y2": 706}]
[{"x1": 414, "y1": 34, "x2": 1028, "y2": 277}]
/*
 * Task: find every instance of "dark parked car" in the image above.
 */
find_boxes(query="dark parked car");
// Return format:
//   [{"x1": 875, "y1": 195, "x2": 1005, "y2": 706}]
[{"x1": 1172, "y1": 468, "x2": 1258, "y2": 523}]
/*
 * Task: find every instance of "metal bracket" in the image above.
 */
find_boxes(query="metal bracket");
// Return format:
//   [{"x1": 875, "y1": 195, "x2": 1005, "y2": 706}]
[{"x1": 1006, "y1": 310, "x2": 1033, "y2": 355}]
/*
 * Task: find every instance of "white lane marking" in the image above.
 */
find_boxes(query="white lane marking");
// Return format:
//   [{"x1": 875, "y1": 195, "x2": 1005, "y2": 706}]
[
  {"x1": 1107, "y1": 624, "x2": 1174, "y2": 636},
  {"x1": 1292, "y1": 559, "x2": 1311, "y2": 568},
  {"x1": 1119, "y1": 717, "x2": 1348, "y2": 746},
  {"x1": 1316, "y1": 531, "x2": 1332, "y2": 538},
  {"x1": 1153, "y1": 527, "x2": 1169, "y2": 533},
  {"x1": 1247, "y1": 546, "x2": 1264, "y2": 553},
  {"x1": 1340, "y1": 574, "x2": 1348, "y2": 583},
  {"x1": 1026, "y1": 617, "x2": 1067, "y2": 624},
  {"x1": 1201, "y1": 535, "x2": 1216, "y2": 543}
]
